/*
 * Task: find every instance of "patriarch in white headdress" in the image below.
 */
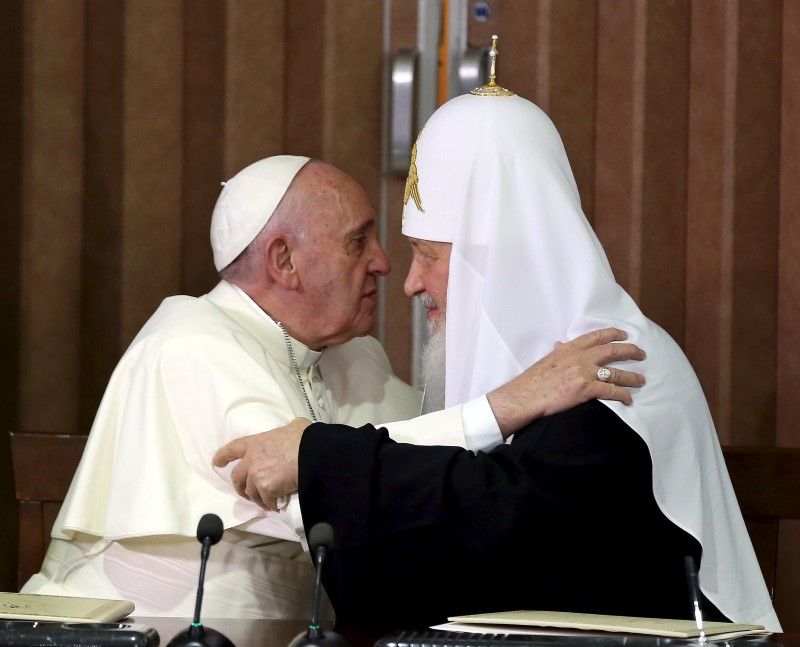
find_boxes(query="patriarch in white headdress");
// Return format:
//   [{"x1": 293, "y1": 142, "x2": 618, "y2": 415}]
[{"x1": 402, "y1": 40, "x2": 780, "y2": 631}]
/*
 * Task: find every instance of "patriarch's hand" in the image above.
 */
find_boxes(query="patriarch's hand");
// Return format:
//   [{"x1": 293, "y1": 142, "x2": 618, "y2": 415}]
[{"x1": 487, "y1": 327, "x2": 646, "y2": 438}]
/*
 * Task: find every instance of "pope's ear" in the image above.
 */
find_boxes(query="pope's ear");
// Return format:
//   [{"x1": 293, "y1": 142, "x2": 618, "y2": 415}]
[{"x1": 264, "y1": 236, "x2": 300, "y2": 290}]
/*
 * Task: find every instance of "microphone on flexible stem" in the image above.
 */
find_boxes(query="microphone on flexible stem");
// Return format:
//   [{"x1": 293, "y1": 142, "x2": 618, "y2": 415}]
[
  {"x1": 288, "y1": 523, "x2": 350, "y2": 647},
  {"x1": 167, "y1": 513, "x2": 235, "y2": 647}
]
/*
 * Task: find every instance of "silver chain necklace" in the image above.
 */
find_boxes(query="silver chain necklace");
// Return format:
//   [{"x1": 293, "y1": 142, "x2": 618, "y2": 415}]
[{"x1": 272, "y1": 318, "x2": 318, "y2": 422}]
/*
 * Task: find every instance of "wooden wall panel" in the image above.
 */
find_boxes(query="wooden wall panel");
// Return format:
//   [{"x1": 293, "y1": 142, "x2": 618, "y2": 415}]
[
  {"x1": 502, "y1": 1, "x2": 600, "y2": 223},
  {"x1": 777, "y1": 0, "x2": 800, "y2": 449},
  {"x1": 286, "y1": 0, "x2": 325, "y2": 159},
  {"x1": 594, "y1": 0, "x2": 644, "y2": 300},
  {"x1": 0, "y1": 0, "x2": 24, "y2": 598},
  {"x1": 183, "y1": 0, "x2": 226, "y2": 296},
  {"x1": 595, "y1": 0, "x2": 689, "y2": 345},
  {"x1": 80, "y1": 0, "x2": 125, "y2": 431},
  {"x1": 121, "y1": 0, "x2": 183, "y2": 343},
  {"x1": 224, "y1": 0, "x2": 285, "y2": 175},
  {"x1": 503, "y1": 0, "x2": 542, "y2": 103},
  {"x1": 638, "y1": 1, "x2": 689, "y2": 345},
  {"x1": 669, "y1": 0, "x2": 782, "y2": 446},
  {"x1": 729, "y1": 2, "x2": 782, "y2": 447},
  {"x1": 543, "y1": 0, "x2": 598, "y2": 223},
  {"x1": 685, "y1": 0, "x2": 735, "y2": 439},
  {"x1": 320, "y1": 0, "x2": 384, "y2": 203},
  {"x1": 288, "y1": 1, "x2": 382, "y2": 184},
  {"x1": 19, "y1": 1, "x2": 84, "y2": 433}
]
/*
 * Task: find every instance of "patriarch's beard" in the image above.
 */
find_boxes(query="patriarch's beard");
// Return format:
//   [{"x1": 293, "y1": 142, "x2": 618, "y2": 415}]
[{"x1": 419, "y1": 293, "x2": 446, "y2": 414}]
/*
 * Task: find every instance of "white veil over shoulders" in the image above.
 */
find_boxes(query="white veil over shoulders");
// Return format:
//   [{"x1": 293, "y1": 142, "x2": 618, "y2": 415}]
[{"x1": 402, "y1": 92, "x2": 780, "y2": 631}]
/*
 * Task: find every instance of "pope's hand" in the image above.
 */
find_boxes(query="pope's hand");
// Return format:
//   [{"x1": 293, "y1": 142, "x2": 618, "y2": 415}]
[{"x1": 212, "y1": 417, "x2": 313, "y2": 511}]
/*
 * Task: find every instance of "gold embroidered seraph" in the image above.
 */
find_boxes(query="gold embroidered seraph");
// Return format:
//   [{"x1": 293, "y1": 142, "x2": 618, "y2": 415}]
[{"x1": 403, "y1": 136, "x2": 424, "y2": 214}]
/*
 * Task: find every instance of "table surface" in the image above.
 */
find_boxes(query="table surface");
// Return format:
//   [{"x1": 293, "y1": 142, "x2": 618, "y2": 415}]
[{"x1": 130, "y1": 617, "x2": 799, "y2": 647}]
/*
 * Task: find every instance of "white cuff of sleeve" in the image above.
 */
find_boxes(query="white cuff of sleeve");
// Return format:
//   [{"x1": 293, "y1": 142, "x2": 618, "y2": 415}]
[
  {"x1": 286, "y1": 493, "x2": 308, "y2": 548},
  {"x1": 462, "y1": 395, "x2": 503, "y2": 452}
]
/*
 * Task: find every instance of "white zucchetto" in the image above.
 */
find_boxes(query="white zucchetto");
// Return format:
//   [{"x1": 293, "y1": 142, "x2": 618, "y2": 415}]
[{"x1": 211, "y1": 155, "x2": 310, "y2": 271}]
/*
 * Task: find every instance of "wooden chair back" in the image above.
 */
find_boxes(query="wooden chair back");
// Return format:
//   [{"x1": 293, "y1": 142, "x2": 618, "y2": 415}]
[
  {"x1": 9, "y1": 431, "x2": 87, "y2": 590},
  {"x1": 723, "y1": 446, "x2": 800, "y2": 632}
]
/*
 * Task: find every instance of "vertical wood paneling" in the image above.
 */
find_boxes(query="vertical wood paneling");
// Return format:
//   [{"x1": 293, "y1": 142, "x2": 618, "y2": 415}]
[
  {"x1": 503, "y1": 2, "x2": 600, "y2": 220},
  {"x1": 80, "y1": 0, "x2": 125, "y2": 430},
  {"x1": 638, "y1": 1, "x2": 690, "y2": 344},
  {"x1": 503, "y1": 2, "x2": 599, "y2": 219},
  {"x1": 183, "y1": 0, "x2": 226, "y2": 296},
  {"x1": 595, "y1": 1, "x2": 691, "y2": 342},
  {"x1": 19, "y1": 1, "x2": 85, "y2": 433},
  {"x1": 594, "y1": 0, "x2": 644, "y2": 297},
  {"x1": 730, "y1": 1, "x2": 781, "y2": 446},
  {"x1": 685, "y1": 0, "x2": 736, "y2": 440},
  {"x1": 224, "y1": 0, "x2": 285, "y2": 176},
  {"x1": 0, "y1": 0, "x2": 24, "y2": 597},
  {"x1": 503, "y1": 0, "x2": 543, "y2": 103},
  {"x1": 121, "y1": 0, "x2": 183, "y2": 344},
  {"x1": 546, "y1": 0, "x2": 598, "y2": 222},
  {"x1": 777, "y1": 1, "x2": 800, "y2": 449},
  {"x1": 320, "y1": 0, "x2": 384, "y2": 202},
  {"x1": 286, "y1": 0, "x2": 325, "y2": 159}
]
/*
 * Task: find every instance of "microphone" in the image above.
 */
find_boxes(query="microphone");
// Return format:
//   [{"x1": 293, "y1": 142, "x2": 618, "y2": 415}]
[
  {"x1": 167, "y1": 514, "x2": 235, "y2": 647},
  {"x1": 288, "y1": 523, "x2": 350, "y2": 647}
]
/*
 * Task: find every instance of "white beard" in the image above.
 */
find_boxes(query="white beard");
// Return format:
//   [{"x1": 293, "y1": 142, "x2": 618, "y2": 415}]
[{"x1": 420, "y1": 321, "x2": 446, "y2": 414}]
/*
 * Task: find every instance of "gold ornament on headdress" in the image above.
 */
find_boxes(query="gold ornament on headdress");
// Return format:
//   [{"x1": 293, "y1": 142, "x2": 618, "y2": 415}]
[
  {"x1": 471, "y1": 35, "x2": 514, "y2": 97},
  {"x1": 403, "y1": 131, "x2": 424, "y2": 214}
]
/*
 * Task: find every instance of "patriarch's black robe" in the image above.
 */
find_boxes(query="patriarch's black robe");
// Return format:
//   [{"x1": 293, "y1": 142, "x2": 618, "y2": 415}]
[{"x1": 298, "y1": 401, "x2": 725, "y2": 633}]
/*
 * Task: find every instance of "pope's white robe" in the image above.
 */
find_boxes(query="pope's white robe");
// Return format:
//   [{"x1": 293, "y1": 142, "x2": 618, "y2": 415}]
[{"x1": 22, "y1": 280, "x2": 469, "y2": 618}]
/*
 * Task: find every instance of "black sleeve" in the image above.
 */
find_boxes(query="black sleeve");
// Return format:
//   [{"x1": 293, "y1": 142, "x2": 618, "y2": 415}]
[
  {"x1": 298, "y1": 401, "x2": 713, "y2": 632},
  {"x1": 299, "y1": 421, "x2": 466, "y2": 629}
]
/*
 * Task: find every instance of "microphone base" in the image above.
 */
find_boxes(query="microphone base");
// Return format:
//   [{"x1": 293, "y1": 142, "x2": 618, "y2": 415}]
[
  {"x1": 167, "y1": 625, "x2": 236, "y2": 647},
  {"x1": 288, "y1": 628, "x2": 351, "y2": 647}
]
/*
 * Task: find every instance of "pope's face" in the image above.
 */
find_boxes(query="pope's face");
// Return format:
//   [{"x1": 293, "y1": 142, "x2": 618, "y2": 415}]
[
  {"x1": 295, "y1": 169, "x2": 390, "y2": 348},
  {"x1": 404, "y1": 238, "x2": 452, "y2": 331}
]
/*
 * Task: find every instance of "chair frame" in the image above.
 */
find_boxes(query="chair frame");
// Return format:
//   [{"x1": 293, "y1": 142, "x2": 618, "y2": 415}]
[{"x1": 10, "y1": 431, "x2": 87, "y2": 590}]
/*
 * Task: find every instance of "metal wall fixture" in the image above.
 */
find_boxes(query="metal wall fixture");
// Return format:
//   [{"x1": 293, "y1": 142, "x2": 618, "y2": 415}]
[
  {"x1": 390, "y1": 50, "x2": 418, "y2": 175},
  {"x1": 458, "y1": 47, "x2": 490, "y2": 95},
  {"x1": 384, "y1": 0, "x2": 491, "y2": 386}
]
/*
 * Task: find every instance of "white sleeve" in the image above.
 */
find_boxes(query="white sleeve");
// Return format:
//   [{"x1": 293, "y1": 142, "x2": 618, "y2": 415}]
[
  {"x1": 461, "y1": 395, "x2": 503, "y2": 452},
  {"x1": 382, "y1": 405, "x2": 466, "y2": 447},
  {"x1": 381, "y1": 395, "x2": 503, "y2": 451},
  {"x1": 287, "y1": 495, "x2": 307, "y2": 551}
]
